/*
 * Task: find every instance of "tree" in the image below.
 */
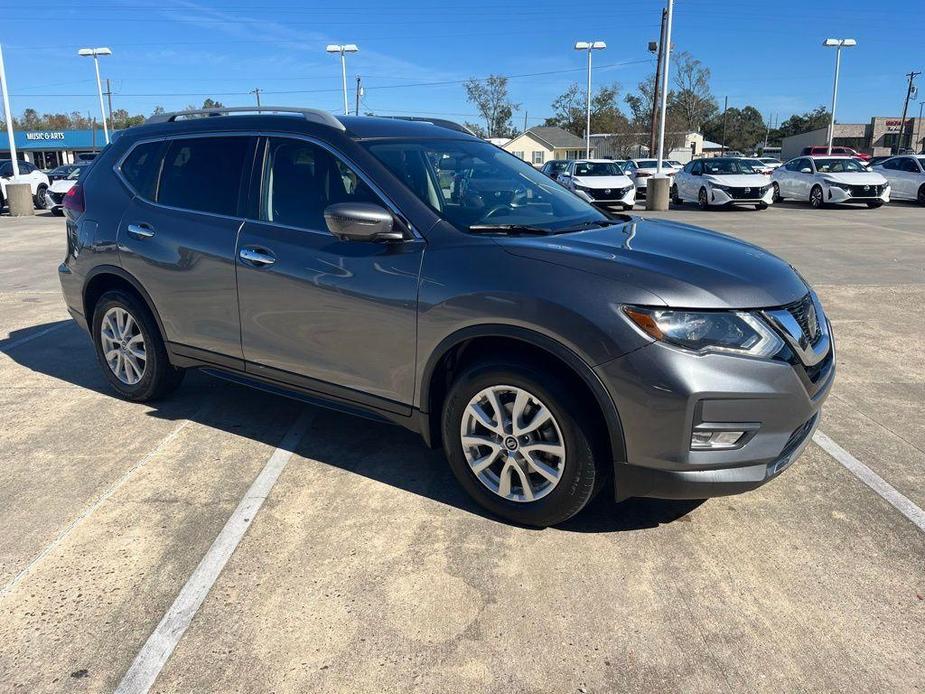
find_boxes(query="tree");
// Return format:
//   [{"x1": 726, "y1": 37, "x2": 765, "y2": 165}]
[
  {"x1": 624, "y1": 75, "x2": 658, "y2": 129},
  {"x1": 703, "y1": 105, "x2": 767, "y2": 152},
  {"x1": 463, "y1": 75, "x2": 519, "y2": 138},
  {"x1": 545, "y1": 82, "x2": 629, "y2": 136},
  {"x1": 111, "y1": 108, "x2": 145, "y2": 129},
  {"x1": 770, "y1": 106, "x2": 829, "y2": 144},
  {"x1": 672, "y1": 51, "x2": 717, "y2": 131}
]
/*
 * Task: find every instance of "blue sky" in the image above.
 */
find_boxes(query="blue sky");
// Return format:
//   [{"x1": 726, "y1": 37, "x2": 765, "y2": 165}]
[{"x1": 1, "y1": 0, "x2": 923, "y2": 129}]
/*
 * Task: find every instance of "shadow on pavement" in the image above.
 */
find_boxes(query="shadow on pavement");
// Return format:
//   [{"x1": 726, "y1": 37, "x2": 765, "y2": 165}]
[{"x1": 4, "y1": 319, "x2": 702, "y2": 533}]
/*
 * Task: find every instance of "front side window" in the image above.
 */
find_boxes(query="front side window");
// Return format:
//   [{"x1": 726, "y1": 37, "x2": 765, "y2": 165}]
[
  {"x1": 691, "y1": 161, "x2": 703, "y2": 175},
  {"x1": 365, "y1": 138, "x2": 606, "y2": 233},
  {"x1": 158, "y1": 136, "x2": 250, "y2": 216},
  {"x1": 262, "y1": 137, "x2": 382, "y2": 231},
  {"x1": 121, "y1": 140, "x2": 165, "y2": 201},
  {"x1": 814, "y1": 158, "x2": 865, "y2": 173}
]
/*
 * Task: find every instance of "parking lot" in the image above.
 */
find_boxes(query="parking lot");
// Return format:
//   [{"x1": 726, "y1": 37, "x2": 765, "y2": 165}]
[{"x1": 0, "y1": 202, "x2": 923, "y2": 692}]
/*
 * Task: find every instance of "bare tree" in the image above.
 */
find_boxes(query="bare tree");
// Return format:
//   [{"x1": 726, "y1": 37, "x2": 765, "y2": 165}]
[
  {"x1": 545, "y1": 82, "x2": 628, "y2": 136},
  {"x1": 672, "y1": 51, "x2": 718, "y2": 131},
  {"x1": 463, "y1": 75, "x2": 519, "y2": 138}
]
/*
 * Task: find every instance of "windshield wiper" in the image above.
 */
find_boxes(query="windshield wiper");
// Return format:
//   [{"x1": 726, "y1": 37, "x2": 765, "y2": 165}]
[
  {"x1": 468, "y1": 224, "x2": 551, "y2": 235},
  {"x1": 555, "y1": 219, "x2": 625, "y2": 233}
]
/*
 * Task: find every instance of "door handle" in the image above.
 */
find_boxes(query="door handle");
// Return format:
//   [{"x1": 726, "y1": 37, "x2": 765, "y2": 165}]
[
  {"x1": 239, "y1": 247, "x2": 276, "y2": 267},
  {"x1": 127, "y1": 223, "x2": 155, "y2": 239}
]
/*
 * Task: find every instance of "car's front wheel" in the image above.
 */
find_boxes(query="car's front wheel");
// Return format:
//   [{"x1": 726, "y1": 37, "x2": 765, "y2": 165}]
[
  {"x1": 866, "y1": 200, "x2": 884, "y2": 208},
  {"x1": 442, "y1": 360, "x2": 601, "y2": 527},
  {"x1": 809, "y1": 185, "x2": 824, "y2": 208},
  {"x1": 918, "y1": 184, "x2": 925, "y2": 206},
  {"x1": 698, "y1": 187, "x2": 709, "y2": 210},
  {"x1": 772, "y1": 182, "x2": 783, "y2": 202},
  {"x1": 756, "y1": 202, "x2": 768, "y2": 210},
  {"x1": 34, "y1": 184, "x2": 48, "y2": 210},
  {"x1": 671, "y1": 184, "x2": 682, "y2": 205},
  {"x1": 92, "y1": 290, "x2": 185, "y2": 401}
]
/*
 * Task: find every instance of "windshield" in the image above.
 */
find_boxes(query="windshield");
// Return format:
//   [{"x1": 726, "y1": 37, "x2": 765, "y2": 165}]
[
  {"x1": 814, "y1": 158, "x2": 865, "y2": 173},
  {"x1": 760, "y1": 158, "x2": 781, "y2": 164},
  {"x1": 573, "y1": 161, "x2": 624, "y2": 176},
  {"x1": 702, "y1": 158, "x2": 761, "y2": 175},
  {"x1": 364, "y1": 139, "x2": 607, "y2": 233},
  {"x1": 548, "y1": 161, "x2": 568, "y2": 172}
]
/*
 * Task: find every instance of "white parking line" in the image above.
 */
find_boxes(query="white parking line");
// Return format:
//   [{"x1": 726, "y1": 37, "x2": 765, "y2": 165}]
[
  {"x1": 814, "y1": 430, "x2": 925, "y2": 533},
  {"x1": 0, "y1": 321, "x2": 70, "y2": 353},
  {"x1": 0, "y1": 417, "x2": 194, "y2": 599},
  {"x1": 115, "y1": 408, "x2": 315, "y2": 694}
]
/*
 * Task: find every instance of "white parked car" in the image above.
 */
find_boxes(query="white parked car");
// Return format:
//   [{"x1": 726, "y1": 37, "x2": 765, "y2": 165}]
[
  {"x1": 558, "y1": 159, "x2": 636, "y2": 210},
  {"x1": 771, "y1": 156, "x2": 890, "y2": 209},
  {"x1": 44, "y1": 165, "x2": 87, "y2": 216},
  {"x1": 872, "y1": 155, "x2": 925, "y2": 205},
  {"x1": 672, "y1": 157, "x2": 773, "y2": 210},
  {"x1": 757, "y1": 157, "x2": 783, "y2": 170},
  {"x1": 0, "y1": 159, "x2": 50, "y2": 210},
  {"x1": 622, "y1": 159, "x2": 676, "y2": 196}
]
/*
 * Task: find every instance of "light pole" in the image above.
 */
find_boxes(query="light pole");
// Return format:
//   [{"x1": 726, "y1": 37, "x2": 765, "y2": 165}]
[
  {"x1": 917, "y1": 101, "x2": 925, "y2": 154},
  {"x1": 822, "y1": 38, "x2": 856, "y2": 155},
  {"x1": 78, "y1": 47, "x2": 112, "y2": 145},
  {"x1": 655, "y1": 0, "x2": 674, "y2": 175},
  {"x1": 574, "y1": 40, "x2": 606, "y2": 158},
  {"x1": 0, "y1": 44, "x2": 21, "y2": 180},
  {"x1": 326, "y1": 44, "x2": 358, "y2": 116}
]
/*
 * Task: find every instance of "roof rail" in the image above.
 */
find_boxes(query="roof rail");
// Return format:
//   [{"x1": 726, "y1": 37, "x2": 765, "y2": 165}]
[
  {"x1": 144, "y1": 106, "x2": 345, "y2": 131},
  {"x1": 383, "y1": 116, "x2": 476, "y2": 136}
]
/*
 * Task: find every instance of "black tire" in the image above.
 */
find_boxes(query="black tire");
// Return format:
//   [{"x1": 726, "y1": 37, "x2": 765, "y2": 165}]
[
  {"x1": 697, "y1": 187, "x2": 709, "y2": 210},
  {"x1": 917, "y1": 184, "x2": 925, "y2": 206},
  {"x1": 809, "y1": 185, "x2": 824, "y2": 209},
  {"x1": 756, "y1": 202, "x2": 768, "y2": 210},
  {"x1": 772, "y1": 181, "x2": 784, "y2": 202},
  {"x1": 34, "y1": 184, "x2": 48, "y2": 210},
  {"x1": 51, "y1": 208, "x2": 64, "y2": 217},
  {"x1": 442, "y1": 359, "x2": 602, "y2": 527},
  {"x1": 671, "y1": 184, "x2": 682, "y2": 205},
  {"x1": 866, "y1": 200, "x2": 883, "y2": 209},
  {"x1": 91, "y1": 290, "x2": 184, "y2": 401}
]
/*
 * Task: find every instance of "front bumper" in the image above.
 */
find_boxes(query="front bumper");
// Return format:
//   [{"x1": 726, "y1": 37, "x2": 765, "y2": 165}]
[
  {"x1": 826, "y1": 184, "x2": 890, "y2": 204},
  {"x1": 710, "y1": 187, "x2": 774, "y2": 206},
  {"x1": 574, "y1": 187, "x2": 636, "y2": 208},
  {"x1": 596, "y1": 334, "x2": 835, "y2": 501}
]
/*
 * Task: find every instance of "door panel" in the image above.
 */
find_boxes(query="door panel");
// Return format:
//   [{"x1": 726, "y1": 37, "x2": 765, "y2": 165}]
[{"x1": 236, "y1": 136, "x2": 423, "y2": 405}]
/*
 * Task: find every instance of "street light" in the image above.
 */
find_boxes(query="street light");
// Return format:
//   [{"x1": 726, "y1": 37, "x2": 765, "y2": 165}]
[
  {"x1": 326, "y1": 44, "x2": 358, "y2": 116},
  {"x1": 822, "y1": 38, "x2": 856, "y2": 155},
  {"x1": 78, "y1": 47, "x2": 112, "y2": 145},
  {"x1": 574, "y1": 40, "x2": 606, "y2": 157}
]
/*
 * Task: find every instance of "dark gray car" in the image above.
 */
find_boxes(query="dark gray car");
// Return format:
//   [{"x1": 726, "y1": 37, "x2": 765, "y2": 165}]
[{"x1": 57, "y1": 107, "x2": 835, "y2": 527}]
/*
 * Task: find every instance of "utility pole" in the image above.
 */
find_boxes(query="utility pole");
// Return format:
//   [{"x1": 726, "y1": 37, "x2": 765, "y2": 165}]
[
  {"x1": 649, "y1": 8, "x2": 667, "y2": 155},
  {"x1": 916, "y1": 101, "x2": 925, "y2": 154},
  {"x1": 721, "y1": 95, "x2": 728, "y2": 155},
  {"x1": 763, "y1": 111, "x2": 771, "y2": 151},
  {"x1": 895, "y1": 71, "x2": 921, "y2": 154},
  {"x1": 105, "y1": 78, "x2": 114, "y2": 131},
  {"x1": 251, "y1": 88, "x2": 262, "y2": 108},
  {"x1": 355, "y1": 76, "x2": 362, "y2": 116},
  {"x1": 523, "y1": 111, "x2": 528, "y2": 133}
]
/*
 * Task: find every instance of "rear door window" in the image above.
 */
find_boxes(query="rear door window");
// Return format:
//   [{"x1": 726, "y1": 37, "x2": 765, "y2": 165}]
[
  {"x1": 120, "y1": 140, "x2": 166, "y2": 201},
  {"x1": 158, "y1": 136, "x2": 251, "y2": 216}
]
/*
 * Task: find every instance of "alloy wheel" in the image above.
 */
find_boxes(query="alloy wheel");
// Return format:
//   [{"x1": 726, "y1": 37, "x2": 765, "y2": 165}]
[
  {"x1": 810, "y1": 186, "x2": 823, "y2": 208},
  {"x1": 100, "y1": 306, "x2": 146, "y2": 385},
  {"x1": 698, "y1": 188, "x2": 708, "y2": 209},
  {"x1": 459, "y1": 385, "x2": 566, "y2": 503}
]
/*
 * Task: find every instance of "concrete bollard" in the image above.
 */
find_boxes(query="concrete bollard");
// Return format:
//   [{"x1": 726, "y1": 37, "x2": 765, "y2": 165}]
[
  {"x1": 5, "y1": 183, "x2": 35, "y2": 216},
  {"x1": 645, "y1": 176, "x2": 670, "y2": 211}
]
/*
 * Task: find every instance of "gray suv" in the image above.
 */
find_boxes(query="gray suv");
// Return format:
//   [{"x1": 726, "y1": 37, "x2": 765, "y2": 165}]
[{"x1": 58, "y1": 107, "x2": 835, "y2": 527}]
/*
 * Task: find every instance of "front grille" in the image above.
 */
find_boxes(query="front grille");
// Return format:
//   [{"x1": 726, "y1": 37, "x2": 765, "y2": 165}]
[
  {"x1": 846, "y1": 184, "x2": 882, "y2": 198},
  {"x1": 725, "y1": 185, "x2": 770, "y2": 200},
  {"x1": 588, "y1": 186, "x2": 630, "y2": 201},
  {"x1": 782, "y1": 293, "x2": 822, "y2": 347}
]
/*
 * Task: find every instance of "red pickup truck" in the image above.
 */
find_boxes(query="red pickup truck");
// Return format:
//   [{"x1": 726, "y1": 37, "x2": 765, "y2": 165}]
[{"x1": 801, "y1": 145, "x2": 871, "y2": 161}]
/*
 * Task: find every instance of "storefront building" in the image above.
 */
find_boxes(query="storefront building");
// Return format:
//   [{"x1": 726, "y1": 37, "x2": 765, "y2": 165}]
[
  {"x1": 781, "y1": 116, "x2": 924, "y2": 161},
  {"x1": 0, "y1": 128, "x2": 110, "y2": 169}
]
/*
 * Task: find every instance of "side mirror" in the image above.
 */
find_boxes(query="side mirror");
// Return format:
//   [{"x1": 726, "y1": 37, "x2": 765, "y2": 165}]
[
  {"x1": 800, "y1": 168, "x2": 813, "y2": 174},
  {"x1": 324, "y1": 202, "x2": 404, "y2": 242}
]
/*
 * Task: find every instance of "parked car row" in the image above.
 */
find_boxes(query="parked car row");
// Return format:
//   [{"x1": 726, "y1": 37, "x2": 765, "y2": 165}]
[{"x1": 0, "y1": 159, "x2": 51, "y2": 210}]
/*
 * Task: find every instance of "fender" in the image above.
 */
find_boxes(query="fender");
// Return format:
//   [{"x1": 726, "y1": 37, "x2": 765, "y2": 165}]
[
  {"x1": 82, "y1": 264, "x2": 170, "y2": 345},
  {"x1": 418, "y1": 323, "x2": 627, "y2": 464}
]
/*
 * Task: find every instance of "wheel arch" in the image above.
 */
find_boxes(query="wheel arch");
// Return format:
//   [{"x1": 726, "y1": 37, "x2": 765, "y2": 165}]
[
  {"x1": 419, "y1": 324, "x2": 627, "y2": 467},
  {"x1": 82, "y1": 265, "x2": 169, "y2": 344}
]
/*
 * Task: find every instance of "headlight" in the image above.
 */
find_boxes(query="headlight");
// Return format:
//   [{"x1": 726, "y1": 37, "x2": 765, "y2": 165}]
[
  {"x1": 822, "y1": 179, "x2": 846, "y2": 188},
  {"x1": 623, "y1": 306, "x2": 784, "y2": 358},
  {"x1": 711, "y1": 184, "x2": 731, "y2": 192},
  {"x1": 573, "y1": 183, "x2": 591, "y2": 192}
]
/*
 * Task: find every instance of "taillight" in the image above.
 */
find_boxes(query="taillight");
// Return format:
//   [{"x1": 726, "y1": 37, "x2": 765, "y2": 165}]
[{"x1": 63, "y1": 183, "x2": 85, "y2": 215}]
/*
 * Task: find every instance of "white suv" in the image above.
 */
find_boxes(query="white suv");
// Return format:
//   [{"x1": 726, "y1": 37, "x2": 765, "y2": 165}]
[{"x1": 0, "y1": 159, "x2": 51, "y2": 210}]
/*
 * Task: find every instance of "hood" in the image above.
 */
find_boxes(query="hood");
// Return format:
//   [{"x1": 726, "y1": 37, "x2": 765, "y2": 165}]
[
  {"x1": 499, "y1": 216, "x2": 808, "y2": 309},
  {"x1": 49, "y1": 179, "x2": 77, "y2": 194},
  {"x1": 704, "y1": 174, "x2": 770, "y2": 187},
  {"x1": 572, "y1": 175, "x2": 633, "y2": 189},
  {"x1": 820, "y1": 171, "x2": 887, "y2": 185}
]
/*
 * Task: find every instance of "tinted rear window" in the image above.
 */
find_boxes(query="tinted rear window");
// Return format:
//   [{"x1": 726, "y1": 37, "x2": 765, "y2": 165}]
[
  {"x1": 158, "y1": 136, "x2": 250, "y2": 216},
  {"x1": 121, "y1": 141, "x2": 165, "y2": 201}
]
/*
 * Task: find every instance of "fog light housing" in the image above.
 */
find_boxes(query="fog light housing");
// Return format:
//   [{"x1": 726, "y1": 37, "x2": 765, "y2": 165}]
[{"x1": 691, "y1": 428, "x2": 750, "y2": 450}]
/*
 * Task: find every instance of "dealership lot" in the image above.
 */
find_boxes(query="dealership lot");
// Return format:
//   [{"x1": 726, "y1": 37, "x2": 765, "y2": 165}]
[{"x1": 0, "y1": 204, "x2": 923, "y2": 692}]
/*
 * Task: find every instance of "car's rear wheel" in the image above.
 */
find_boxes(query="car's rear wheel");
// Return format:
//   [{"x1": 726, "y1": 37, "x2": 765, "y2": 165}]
[
  {"x1": 917, "y1": 184, "x2": 925, "y2": 206},
  {"x1": 698, "y1": 187, "x2": 709, "y2": 210},
  {"x1": 34, "y1": 184, "x2": 48, "y2": 210},
  {"x1": 92, "y1": 290, "x2": 184, "y2": 401},
  {"x1": 442, "y1": 360, "x2": 601, "y2": 527},
  {"x1": 809, "y1": 185, "x2": 824, "y2": 208}
]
